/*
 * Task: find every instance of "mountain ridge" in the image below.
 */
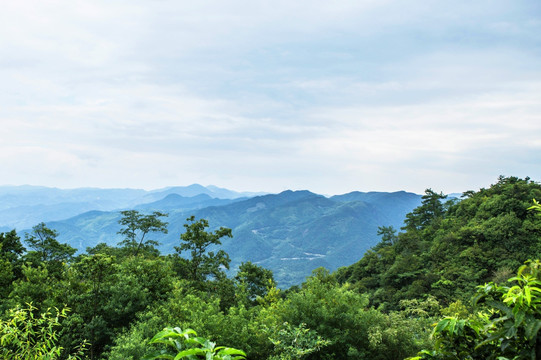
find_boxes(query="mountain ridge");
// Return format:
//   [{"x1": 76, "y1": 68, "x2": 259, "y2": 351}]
[{"x1": 2, "y1": 185, "x2": 423, "y2": 287}]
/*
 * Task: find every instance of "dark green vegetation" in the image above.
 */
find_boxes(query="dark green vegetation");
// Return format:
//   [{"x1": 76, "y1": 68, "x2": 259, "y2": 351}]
[
  {"x1": 335, "y1": 176, "x2": 541, "y2": 310},
  {"x1": 11, "y1": 189, "x2": 422, "y2": 287},
  {"x1": 1, "y1": 176, "x2": 540, "y2": 359}
]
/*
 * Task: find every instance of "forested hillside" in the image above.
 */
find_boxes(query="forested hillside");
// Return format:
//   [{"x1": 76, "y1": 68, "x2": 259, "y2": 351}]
[
  {"x1": 18, "y1": 189, "x2": 422, "y2": 287},
  {"x1": 335, "y1": 176, "x2": 541, "y2": 310},
  {"x1": 1, "y1": 176, "x2": 540, "y2": 359}
]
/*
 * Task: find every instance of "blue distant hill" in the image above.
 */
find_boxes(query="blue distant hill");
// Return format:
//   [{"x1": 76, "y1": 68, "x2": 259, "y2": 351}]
[{"x1": 1, "y1": 185, "x2": 424, "y2": 287}]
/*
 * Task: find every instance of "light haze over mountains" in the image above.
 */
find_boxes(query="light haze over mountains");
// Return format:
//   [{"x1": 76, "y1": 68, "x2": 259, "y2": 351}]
[{"x1": 0, "y1": 184, "x2": 423, "y2": 287}]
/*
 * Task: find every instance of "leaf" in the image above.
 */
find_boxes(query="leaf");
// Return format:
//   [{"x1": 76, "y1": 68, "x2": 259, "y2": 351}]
[
  {"x1": 148, "y1": 329, "x2": 182, "y2": 344},
  {"x1": 514, "y1": 310, "x2": 526, "y2": 327},
  {"x1": 524, "y1": 319, "x2": 541, "y2": 341},
  {"x1": 475, "y1": 331, "x2": 503, "y2": 349},
  {"x1": 218, "y1": 348, "x2": 247, "y2": 356},
  {"x1": 174, "y1": 347, "x2": 205, "y2": 360},
  {"x1": 508, "y1": 276, "x2": 526, "y2": 284},
  {"x1": 434, "y1": 317, "x2": 451, "y2": 335},
  {"x1": 524, "y1": 286, "x2": 532, "y2": 305},
  {"x1": 486, "y1": 300, "x2": 513, "y2": 317}
]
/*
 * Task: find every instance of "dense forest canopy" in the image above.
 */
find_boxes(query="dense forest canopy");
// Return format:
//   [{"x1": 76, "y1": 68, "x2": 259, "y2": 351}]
[
  {"x1": 335, "y1": 176, "x2": 541, "y2": 310},
  {"x1": 1, "y1": 176, "x2": 540, "y2": 359}
]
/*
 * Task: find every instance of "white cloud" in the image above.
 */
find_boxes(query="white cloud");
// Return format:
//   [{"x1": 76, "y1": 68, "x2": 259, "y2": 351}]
[{"x1": 0, "y1": 0, "x2": 540, "y2": 194}]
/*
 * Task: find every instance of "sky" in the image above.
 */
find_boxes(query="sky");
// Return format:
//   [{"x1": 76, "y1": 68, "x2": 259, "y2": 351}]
[{"x1": 1, "y1": 0, "x2": 540, "y2": 195}]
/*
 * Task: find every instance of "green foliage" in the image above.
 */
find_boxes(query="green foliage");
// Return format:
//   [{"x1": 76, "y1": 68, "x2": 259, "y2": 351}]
[
  {"x1": 117, "y1": 210, "x2": 168, "y2": 256},
  {"x1": 0, "y1": 303, "x2": 87, "y2": 360},
  {"x1": 403, "y1": 189, "x2": 447, "y2": 232},
  {"x1": 268, "y1": 322, "x2": 330, "y2": 360},
  {"x1": 374, "y1": 226, "x2": 398, "y2": 249},
  {"x1": 3, "y1": 177, "x2": 540, "y2": 360},
  {"x1": 174, "y1": 216, "x2": 233, "y2": 282},
  {"x1": 269, "y1": 267, "x2": 431, "y2": 359},
  {"x1": 0, "y1": 230, "x2": 24, "y2": 302},
  {"x1": 60, "y1": 254, "x2": 177, "y2": 359},
  {"x1": 529, "y1": 198, "x2": 541, "y2": 214},
  {"x1": 8, "y1": 263, "x2": 60, "y2": 310},
  {"x1": 66, "y1": 254, "x2": 116, "y2": 358},
  {"x1": 337, "y1": 176, "x2": 541, "y2": 310},
  {"x1": 411, "y1": 259, "x2": 541, "y2": 359},
  {"x1": 235, "y1": 261, "x2": 276, "y2": 306},
  {"x1": 142, "y1": 326, "x2": 246, "y2": 360},
  {"x1": 0, "y1": 230, "x2": 25, "y2": 265},
  {"x1": 24, "y1": 223, "x2": 76, "y2": 278}
]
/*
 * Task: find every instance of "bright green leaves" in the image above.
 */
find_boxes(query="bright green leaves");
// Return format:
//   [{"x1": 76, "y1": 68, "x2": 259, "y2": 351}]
[
  {"x1": 337, "y1": 177, "x2": 541, "y2": 312},
  {"x1": 412, "y1": 259, "x2": 541, "y2": 359},
  {"x1": 142, "y1": 327, "x2": 246, "y2": 360},
  {"x1": 267, "y1": 322, "x2": 330, "y2": 360},
  {"x1": 502, "y1": 260, "x2": 541, "y2": 319},
  {"x1": 0, "y1": 303, "x2": 87, "y2": 360},
  {"x1": 527, "y1": 199, "x2": 541, "y2": 213}
]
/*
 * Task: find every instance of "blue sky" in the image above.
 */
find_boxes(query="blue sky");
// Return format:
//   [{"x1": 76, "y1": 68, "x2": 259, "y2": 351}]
[{"x1": 1, "y1": 0, "x2": 540, "y2": 195}]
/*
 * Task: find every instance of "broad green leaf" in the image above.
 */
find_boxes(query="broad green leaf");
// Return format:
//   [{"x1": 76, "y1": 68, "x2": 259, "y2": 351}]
[
  {"x1": 525, "y1": 319, "x2": 541, "y2": 341},
  {"x1": 218, "y1": 348, "x2": 247, "y2": 356},
  {"x1": 514, "y1": 310, "x2": 525, "y2": 327},
  {"x1": 174, "y1": 347, "x2": 205, "y2": 360},
  {"x1": 524, "y1": 286, "x2": 532, "y2": 305},
  {"x1": 434, "y1": 317, "x2": 451, "y2": 334}
]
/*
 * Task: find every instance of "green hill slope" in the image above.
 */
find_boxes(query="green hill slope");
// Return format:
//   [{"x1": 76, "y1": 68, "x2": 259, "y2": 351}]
[
  {"x1": 43, "y1": 189, "x2": 421, "y2": 287},
  {"x1": 335, "y1": 176, "x2": 541, "y2": 309}
]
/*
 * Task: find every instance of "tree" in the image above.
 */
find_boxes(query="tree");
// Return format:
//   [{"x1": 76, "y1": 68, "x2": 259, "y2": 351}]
[
  {"x1": 8, "y1": 264, "x2": 59, "y2": 310},
  {"x1": 24, "y1": 223, "x2": 76, "y2": 278},
  {"x1": 374, "y1": 226, "x2": 398, "y2": 249},
  {"x1": 0, "y1": 230, "x2": 25, "y2": 300},
  {"x1": 70, "y1": 254, "x2": 115, "y2": 360},
  {"x1": 403, "y1": 189, "x2": 447, "y2": 231},
  {"x1": 59, "y1": 253, "x2": 176, "y2": 360},
  {"x1": 337, "y1": 177, "x2": 541, "y2": 310},
  {"x1": 174, "y1": 216, "x2": 232, "y2": 282},
  {"x1": 117, "y1": 210, "x2": 168, "y2": 256},
  {"x1": 0, "y1": 229, "x2": 25, "y2": 264},
  {"x1": 24, "y1": 223, "x2": 76, "y2": 263},
  {"x1": 273, "y1": 268, "x2": 429, "y2": 359},
  {"x1": 235, "y1": 261, "x2": 276, "y2": 305},
  {"x1": 267, "y1": 322, "x2": 330, "y2": 360}
]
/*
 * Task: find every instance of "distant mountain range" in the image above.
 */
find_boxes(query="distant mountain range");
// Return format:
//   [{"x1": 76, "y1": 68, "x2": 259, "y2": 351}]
[
  {"x1": 0, "y1": 184, "x2": 423, "y2": 287},
  {"x1": 0, "y1": 184, "x2": 264, "y2": 230}
]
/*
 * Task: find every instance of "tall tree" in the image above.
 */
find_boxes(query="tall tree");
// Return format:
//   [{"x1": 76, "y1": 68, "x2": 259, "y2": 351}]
[
  {"x1": 374, "y1": 226, "x2": 398, "y2": 249},
  {"x1": 0, "y1": 230, "x2": 25, "y2": 264},
  {"x1": 117, "y1": 210, "x2": 168, "y2": 256},
  {"x1": 403, "y1": 189, "x2": 447, "y2": 231},
  {"x1": 0, "y1": 230, "x2": 25, "y2": 299},
  {"x1": 174, "y1": 216, "x2": 232, "y2": 282},
  {"x1": 235, "y1": 261, "x2": 276, "y2": 304},
  {"x1": 24, "y1": 223, "x2": 76, "y2": 279}
]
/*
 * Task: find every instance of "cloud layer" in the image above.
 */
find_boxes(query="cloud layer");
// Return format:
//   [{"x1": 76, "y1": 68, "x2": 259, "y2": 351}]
[{"x1": 1, "y1": 0, "x2": 540, "y2": 194}]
